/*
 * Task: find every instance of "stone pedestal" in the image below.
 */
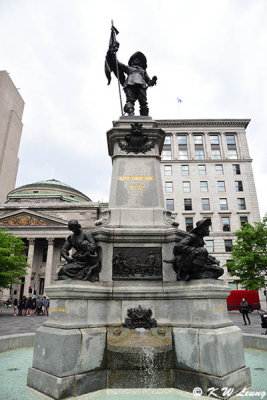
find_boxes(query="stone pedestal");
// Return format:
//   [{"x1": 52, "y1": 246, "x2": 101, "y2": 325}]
[
  {"x1": 27, "y1": 280, "x2": 251, "y2": 398},
  {"x1": 27, "y1": 118, "x2": 251, "y2": 399}
]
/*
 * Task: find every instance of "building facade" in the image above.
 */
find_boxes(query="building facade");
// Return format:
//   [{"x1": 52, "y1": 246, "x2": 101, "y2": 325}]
[
  {"x1": 0, "y1": 180, "x2": 99, "y2": 301},
  {"x1": 0, "y1": 71, "x2": 24, "y2": 203},
  {"x1": 157, "y1": 119, "x2": 261, "y2": 288}
]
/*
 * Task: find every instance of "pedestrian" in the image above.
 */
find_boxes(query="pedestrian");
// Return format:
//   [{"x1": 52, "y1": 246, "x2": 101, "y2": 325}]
[
  {"x1": 240, "y1": 297, "x2": 251, "y2": 325},
  {"x1": 26, "y1": 297, "x2": 33, "y2": 316},
  {"x1": 42, "y1": 296, "x2": 49, "y2": 316},
  {"x1": 13, "y1": 298, "x2": 18, "y2": 316},
  {"x1": 36, "y1": 297, "x2": 43, "y2": 316},
  {"x1": 32, "y1": 296, "x2": 36, "y2": 314}
]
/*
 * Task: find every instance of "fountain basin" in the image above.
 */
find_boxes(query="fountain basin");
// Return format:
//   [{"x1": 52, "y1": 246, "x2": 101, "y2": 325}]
[{"x1": 107, "y1": 327, "x2": 173, "y2": 388}]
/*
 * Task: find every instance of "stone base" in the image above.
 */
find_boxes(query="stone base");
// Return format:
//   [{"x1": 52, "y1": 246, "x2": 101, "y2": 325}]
[
  {"x1": 27, "y1": 280, "x2": 251, "y2": 399},
  {"x1": 173, "y1": 366, "x2": 251, "y2": 398},
  {"x1": 27, "y1": 367, "x2": 107, "y2": 399}
]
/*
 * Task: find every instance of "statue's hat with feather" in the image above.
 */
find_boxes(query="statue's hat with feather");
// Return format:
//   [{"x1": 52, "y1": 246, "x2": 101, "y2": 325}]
[
  {"x1": 190, "y1": 218, "x2": 212, "y2": 234},
  {"x1": 128, "y1": 51, "x2": 147, "y2": 69}
]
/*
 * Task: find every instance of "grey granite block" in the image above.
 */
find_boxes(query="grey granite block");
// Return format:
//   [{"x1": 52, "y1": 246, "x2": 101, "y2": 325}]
[
  {"x1": 80, "y1": 327, "x2": 106, "y2": 372},
  {"x1": 32, "y1": 326, "x2": 81, "y2": 377},
  {"x1": 199, "y1": 326, "x2": 245, "y2": 376},
  {"x1": 172, "y1": 328, "x2": 200, "y2": 371},
  {"x1": 27, "y1": 367, "x2": 74, "y2": 400}
]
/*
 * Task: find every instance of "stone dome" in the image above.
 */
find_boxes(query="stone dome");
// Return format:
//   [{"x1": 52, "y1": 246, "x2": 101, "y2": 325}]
[{"x1": 7, "y1": 179, "x2": 91, "y2": 203}]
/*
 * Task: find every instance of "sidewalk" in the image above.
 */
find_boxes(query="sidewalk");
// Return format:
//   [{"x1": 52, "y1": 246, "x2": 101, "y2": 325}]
[
  {"x1": 0, "y1": 308, "x2": 266, "y2": 337},
  {"x1": 0, "y1": 308, "x2": 48, "y2": 336}
]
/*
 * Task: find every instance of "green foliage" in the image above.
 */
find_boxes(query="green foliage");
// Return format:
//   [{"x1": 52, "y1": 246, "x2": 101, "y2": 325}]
[
  {"x1": 0, "y1": 229, "x2": 29, "y2": 289},
  {"x1": 227, "y1": 218, "x2": 267, "y2": 290}
]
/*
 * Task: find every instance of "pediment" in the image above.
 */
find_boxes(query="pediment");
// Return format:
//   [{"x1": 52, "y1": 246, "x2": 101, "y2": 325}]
[{"x1": 0, "y1": 209, "x2": 68, "y2": 227}]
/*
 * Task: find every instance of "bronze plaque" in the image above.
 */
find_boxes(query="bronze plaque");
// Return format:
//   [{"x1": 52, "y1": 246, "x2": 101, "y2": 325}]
[{"x1": 112, "y1": 247, "x2": 162, "y2": 280}]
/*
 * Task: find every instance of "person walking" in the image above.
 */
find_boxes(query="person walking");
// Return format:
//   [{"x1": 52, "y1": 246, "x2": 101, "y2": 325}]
[
  {"x1": 13, "y1": 298, "x2": 18, "y2": 316},
  {"x1": 240, "y1": 297, "x2": 251, "y2": 325}
]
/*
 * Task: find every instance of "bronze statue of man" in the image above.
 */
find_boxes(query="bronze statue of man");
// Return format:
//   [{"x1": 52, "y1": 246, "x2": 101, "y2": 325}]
[
  {"x1": 58, "y1": 219, "x2": 100, "y2": 281},
  {"x1": 105, "y1": 25, "x2": 157, "y2": 116},
  {"x1": 165, "y1": 219, "x2": 224, "y2": 281}
]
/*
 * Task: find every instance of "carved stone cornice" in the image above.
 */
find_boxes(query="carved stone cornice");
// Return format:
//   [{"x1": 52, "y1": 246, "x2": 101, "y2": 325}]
[{"x1": 157, "y1": 119, "x2": 250, "y2": 129}]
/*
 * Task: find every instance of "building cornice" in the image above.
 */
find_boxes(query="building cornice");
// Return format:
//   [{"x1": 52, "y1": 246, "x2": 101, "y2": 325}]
[{"x1": 157, "y1": 119, "x2": 250, "y2": 129}]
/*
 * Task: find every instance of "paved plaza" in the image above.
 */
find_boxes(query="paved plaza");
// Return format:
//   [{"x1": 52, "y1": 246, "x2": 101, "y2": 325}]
[{"x1": 0, "y1": 308, "x2": 266, "y2": 337}]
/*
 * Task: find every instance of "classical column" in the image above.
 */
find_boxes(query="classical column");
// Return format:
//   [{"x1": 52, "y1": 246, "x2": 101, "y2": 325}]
[
  {"x1": 44, "y1": 238, "x2": 54, "y2": 289},
  {"x1": 23, "y1": 238, "x2": 35, "y2": 296}
]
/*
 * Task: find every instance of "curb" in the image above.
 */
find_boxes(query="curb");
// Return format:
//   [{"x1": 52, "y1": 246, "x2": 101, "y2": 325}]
[
  {"x1": 0, "y1": 333, "x2": 35, "y2": 353},
  {"x1": 243, "y1": 333, "x2": 267, "y2": 351}
]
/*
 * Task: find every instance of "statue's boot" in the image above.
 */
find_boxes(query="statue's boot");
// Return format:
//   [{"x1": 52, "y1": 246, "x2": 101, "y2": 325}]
[{"x1": 140, "y1": 107, "x2": 149, "y2": 116}]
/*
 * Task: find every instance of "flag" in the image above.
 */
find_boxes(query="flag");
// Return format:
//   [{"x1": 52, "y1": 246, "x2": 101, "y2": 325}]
[
  {"x1": 105, "y1": 25, "x2": 120, "y2": 85},
  {"x1": 177, "y1": 98, "x2": 182, "y2": 103}
]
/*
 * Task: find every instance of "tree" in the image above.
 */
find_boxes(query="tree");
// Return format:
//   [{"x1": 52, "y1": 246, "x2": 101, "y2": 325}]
[
  {"x1": 0, "y1": 229, "x2": 29, "y2": 289},
  {"x1": 227, "y1": 218, "x2": 267, "y2": 291}
]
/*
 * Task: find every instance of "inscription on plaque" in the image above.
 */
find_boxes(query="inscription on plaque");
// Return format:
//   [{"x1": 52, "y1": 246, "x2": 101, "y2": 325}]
[
  {"x1": 118, "y1": 176, "x2": 154, "y2": 191},
  {"x1": 113, "y1": 247, "x2": 162, "y2": 280}
]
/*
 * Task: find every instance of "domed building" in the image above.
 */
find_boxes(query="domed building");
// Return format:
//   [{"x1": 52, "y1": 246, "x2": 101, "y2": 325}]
[{"x1": 0, "y1": 179, "x2": 100, "y2": 300}]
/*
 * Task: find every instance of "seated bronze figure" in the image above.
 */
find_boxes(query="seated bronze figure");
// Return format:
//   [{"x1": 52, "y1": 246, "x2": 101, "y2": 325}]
[
  {"x1": 165, "y1": 218, "x2": 224, "y2": 281},
  {"x1": 58, "y1": 219, "x2": 100, "y2": 281}
]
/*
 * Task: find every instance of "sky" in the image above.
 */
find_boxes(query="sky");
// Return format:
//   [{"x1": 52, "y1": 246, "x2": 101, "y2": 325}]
[{"x1": 0, "y1": 0, "x2": 266, "y2": 217}]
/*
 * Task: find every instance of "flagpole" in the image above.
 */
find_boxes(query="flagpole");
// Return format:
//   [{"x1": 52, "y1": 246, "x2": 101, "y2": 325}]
[{"x1": 111, "y1": 20, "x2": 124, "y2": 116}]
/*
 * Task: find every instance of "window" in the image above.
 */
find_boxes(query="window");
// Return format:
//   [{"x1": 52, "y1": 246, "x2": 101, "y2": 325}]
[
  {"x1": 164, "y1": 136, "x2": 171, "y2": 145},
  {"x1": 179, "y1": 150, "x2": 188, "y2": 160},
  {"x1": 164, "y1": 165, "x2": 172, "y2": 176},
  {"x1": 183, "y1": 181, "x2": 191, "y2": 192},
  {"x1": 165, "y1": 181, "x2": 173, "y2": 193},
  {"x1": 210, "y1": 135, "x2": 219, "y2": 145},
  {"x1": 215, "y1": 164, "x2": 223, "y2": 175},
  {"x1": 235, "y1": 181, "x2": 243, "y2": 191},
  {"x1": 33, "y1": 190, "x2": 39, "y2": 193},
  {"x1": 224, "y1": 239, "x2": 233, "y2": 252},
  {"x1": 195, "y1": 149, "x2": 204, "y2": 160},
  {"x1": 228, "y1": 149, "x2": 237, "y2": 159},
  {"x1": 238, "y1": 198, "x2": 246, "y2": 210},
  {"x1": 200, "y1": 181, "x2": 208, "y2": 192},
  {"x1": 201, "y1": 198, "x2": 210, "y2": 210},
  {"x1": 232, "y1": 164, "x2": 241, "y2": 175},
  {"x1": 217, "y1": 181, "x2": 226, "y2": 192},
  {"x1": 178, "y1": 135, "x2": 187, "y2": 145},
  {"x1": 184, "y1": 198, "x2": 192, "y2": 210},
  {"x1": 219, "y1": 198, "x2": 228, "y2": 210},
  {"x1": 240, "y1": 216, "x2": 248, "y2": 226},
  {"x1": 39, "y1": 278, "x2": 45, "y2": 295},
  {"x1": 205, "y1": 240, "x2": 214, "y2": 253},
  {"x1": 222, "y1": 217, "x2": 231, "y2": 232},
  {"x1": 181, "y1": 165, "x2": 189, "y2": 176},
  {"x1": 42, "y1": 248, "x2": 47, "y2": 262},
  {"x1": 226, "y1": 135, "x2": 236, "y2": 145},
  {"x1": 211, "y1": 149, "x2": 221, "y2": 159},
  {"x1": 198, "y1": 165, "x2": 206, "y2": 175},
  {"x1": 194, "y1": 135, "x2": 203, "y2": 144},
  {"x1": 162, "y1": 150, "x2": 172, "y2": 160},
  {"x1": 185, "y1": 217, "x2": 193, "y2": 232},
  {"x1": 166, "y1": 199, "x2": 174, "y2": 211}
]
